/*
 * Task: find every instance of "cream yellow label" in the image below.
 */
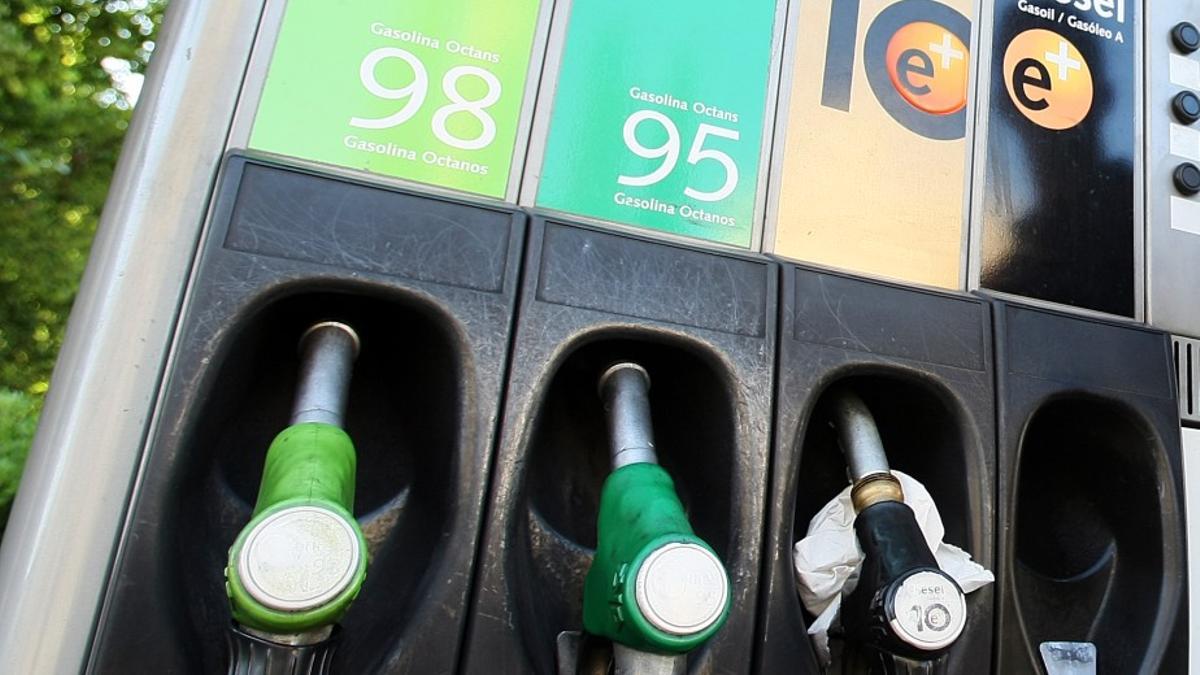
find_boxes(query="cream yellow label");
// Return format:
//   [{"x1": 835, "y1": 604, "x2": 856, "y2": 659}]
[{"x1": 770, "y1": 0, "x2": 974, "y2": 289}]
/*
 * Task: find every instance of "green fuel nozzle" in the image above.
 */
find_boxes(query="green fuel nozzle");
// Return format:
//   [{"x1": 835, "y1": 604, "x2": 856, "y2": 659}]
[
  {"x1": 224, "y1": 322, "x2": 368, "y2": 652},
  {"x1": 582, "y1": 363, "x2": 731, "y2": 663}
]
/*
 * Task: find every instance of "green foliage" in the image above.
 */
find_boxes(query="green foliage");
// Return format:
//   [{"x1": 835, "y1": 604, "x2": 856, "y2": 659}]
[
  {"x1": 1, "y1": 2, "x2": 165, "y2": 531},
  {"x1": 0, "y1": 0, "x2": 166, "y2": 395},
  {"x1": 0, "y1": 389, "x2": 41, "y2": 532}
]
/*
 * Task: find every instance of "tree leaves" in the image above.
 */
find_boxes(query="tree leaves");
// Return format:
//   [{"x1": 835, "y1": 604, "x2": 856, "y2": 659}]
[
  {"x1": 0, "y1": 389, "x2": 40, "y2": 534},
  {"x1": 0, "y1": 0, "x2": 165, "y2": 529},
  {"x1": 0, "y1": 0, "x2": 165, "y2": 394}
]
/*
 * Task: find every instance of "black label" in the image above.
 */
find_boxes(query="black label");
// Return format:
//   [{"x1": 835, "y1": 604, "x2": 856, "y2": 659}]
[{"x1": 979, "y1": 0, "x2": 1136, "y2": 317}]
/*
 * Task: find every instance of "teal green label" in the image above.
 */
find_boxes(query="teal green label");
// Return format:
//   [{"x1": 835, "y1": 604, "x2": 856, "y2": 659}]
[
  {"x1": 535, "y1": 0, "x2": 777, "y2": 248},
  {"x1": 249, "y1": 0, "x2": 542, "y2": 198}
]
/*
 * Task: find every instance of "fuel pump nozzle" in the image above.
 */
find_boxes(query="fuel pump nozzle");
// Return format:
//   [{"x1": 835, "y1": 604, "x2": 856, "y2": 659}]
[
  {"x1": 830, "y1": 390, "x2": 966, "y2": 667},
  {"x1": 580, "y1": 363, "x2": 731, "y2": 675},
  {"x1": 224, "y1": 322, "x2": 368, "y2": 674}
]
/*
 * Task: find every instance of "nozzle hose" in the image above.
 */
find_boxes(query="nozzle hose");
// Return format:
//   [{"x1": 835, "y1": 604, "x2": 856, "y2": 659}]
[
  {"x1": 226, "y1": 623, "x2": 338, "y2": 675},
  {"x1": 830, "y1": 389, "x2": 892, "y2": 482},
  {"x1": 598, "y1": 363, "x2": 658, "y2": 469},
  {"x1": 612, "y1": 644, "x2": 687, "y2": 675},
  {"x1": 291, "y1": 322, "x2": 360, "y2": 428}
]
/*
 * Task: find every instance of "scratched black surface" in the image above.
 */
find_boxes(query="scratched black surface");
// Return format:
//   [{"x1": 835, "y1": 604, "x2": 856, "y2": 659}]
[
  {"x1": 462, "y1": 217, "x2": 778, "y2": 675},
  {"x1": 1004, "y1": 303, "x2": 1173, "y2": 398},
  {"x1": 980, "y1": 0, "x2": 1136, "y2": 317},
  {"x1": 225, "y1": 162, "x2": 513, "y2": 293},
  {"x1": 89, "y1": 157, "x2": 525, "y2": 675},
  {"x1": 756, "y1": 264, "x2": 995, "y2": 675},
  {"x1": 535, "y1": 222, "x2": 769, "y2": 338},
  {"x1": 792, "y1": 270, "x2": 985, "y2": 371},
  {"x1": 991, "y1": 300, "x2": 1188, "y2": 675}
]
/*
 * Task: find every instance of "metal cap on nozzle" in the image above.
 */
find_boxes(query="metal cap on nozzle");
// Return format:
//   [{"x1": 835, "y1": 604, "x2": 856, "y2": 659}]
[
  {"x1": 598, "y1": 362, "x2": 658, "y2": 469},
  {"x1": 634, "y1": 542, "x2": 729, "y2": 637},
  {"x1": 236, "y1": 505, "x2": 362, "y2": 616},
  {"x1": 886, "y1": 570, "x2": 967, "y2": 651},
  {"x1": 291, "y1": 322, "x2": 359, "y2": 428}
]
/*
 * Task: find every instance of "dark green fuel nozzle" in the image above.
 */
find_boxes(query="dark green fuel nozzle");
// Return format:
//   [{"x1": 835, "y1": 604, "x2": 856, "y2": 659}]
[
  {"x1": 225, "y1": 322, "x2": 368, "y2": 644},
  {"x1": 582, "y1": 363, "x2": 731, "y2": 658}
]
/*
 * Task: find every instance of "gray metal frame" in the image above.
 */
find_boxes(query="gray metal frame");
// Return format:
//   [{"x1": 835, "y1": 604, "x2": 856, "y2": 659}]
[
  {"x1": 963, "y1": 0, "x2": 996, "y2": 304},
  {"x1": 1173, "y1": 335, "x2": 1200, "y2": 425},
  {"x1": 758, "y1": 0, "x2": 799, "y2": 258},
  {"x1": 959, "y1": 0, "x2": 987, "y2": 293},
  {"x1": 0, "y1": 0, "x2": 267, "y2": 671},
  {"x1": 1145, "y1": 0, "x2": 1200, "y2": 335},
  {"x1": 1183, "y1": 426, "x2": 1200, "y2": 673}
]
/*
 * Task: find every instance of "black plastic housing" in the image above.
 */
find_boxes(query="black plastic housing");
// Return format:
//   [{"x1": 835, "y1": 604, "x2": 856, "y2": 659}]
[
  {"x1": 226, "y1": 624, "x2": 338, "y2": 675},
  {"x1": 86, "y1": 156, "x2": 525, "y2": 674},
  {"x1": 460, "y1": 218, "x2": 778, "y2": 675},
  {"x1": 756, "y1": 265, "x2": 996, "y2": 674},
  {"x1": 842, "y1": 501, "x2": 953, "y2": 661},
  {"x1": 992, "y1": 300, "x2": 1189, "y2": 674}
]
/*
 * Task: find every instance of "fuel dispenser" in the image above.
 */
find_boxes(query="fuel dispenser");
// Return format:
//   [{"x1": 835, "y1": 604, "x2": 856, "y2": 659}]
[
  {"x1": 967, "y1": 0, "x2": 1195, "y2": 667},
  {"x1": 2, "y1": 0, "x2": 1199, "y2": 672},
  {"x1": 991, "y1": 301, "x2": 1189, "y2": 673},
  {"x1": 83, "y1": 158, "x2": 526, "y2": 673},
  {"x1": 572, "y1": 362, "x2": 731, "y2": 674},
  {"x1": 756, "y1": 265, "x2": 995, "y2": 675},
  {"x1": 225, "y1": 321, "x2": 366, "y2": 673},
  {"x1": 1147, "y1": 3, "x2": 1200, "y2": 671},
  {"x1": 827, "y1": 389, "x2": 968, "y2": 671},
  {"x1": 461, "y1": 218, "x2": 777, "y2": 674}
]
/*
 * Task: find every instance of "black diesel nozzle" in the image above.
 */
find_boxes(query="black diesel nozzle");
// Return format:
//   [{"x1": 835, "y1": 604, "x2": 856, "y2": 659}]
[{"x1": 830, "y1": 390, "x2": 966, "y2": 662}]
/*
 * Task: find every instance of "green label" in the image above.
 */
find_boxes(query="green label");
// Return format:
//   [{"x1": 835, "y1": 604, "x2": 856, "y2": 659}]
[
  {"x1": 535, "y1": 0, "x2": 777, "y2": 248},
  {"x1": 249, "y1": 0, "x2": 542, "y2": 198}
]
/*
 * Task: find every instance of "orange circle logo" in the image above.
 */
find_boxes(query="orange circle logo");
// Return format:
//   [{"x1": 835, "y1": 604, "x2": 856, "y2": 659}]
[
  {"x1": 886, "y1": 22, "x2": 969, "y2": 115},
  {"x1": 1003, "y1": 29, "x2": 1093, "y2": 130}
]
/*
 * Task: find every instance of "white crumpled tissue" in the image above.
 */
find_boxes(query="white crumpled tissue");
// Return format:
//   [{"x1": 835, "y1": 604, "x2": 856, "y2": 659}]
[{"x1": 793, "y1": 470, "x2": 994, "y2": 665}]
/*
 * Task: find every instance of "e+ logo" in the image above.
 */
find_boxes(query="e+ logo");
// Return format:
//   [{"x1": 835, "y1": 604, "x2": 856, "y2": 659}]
[
  {"x1": 886, "y1": 22, "x2": 969, "y2": 115},
  {"x1": 822, "y1": 0, "x2": 972, "y2": 140},
  {"x1": 1003, "y1": 29, "x2": 1093, "y2": 130}
]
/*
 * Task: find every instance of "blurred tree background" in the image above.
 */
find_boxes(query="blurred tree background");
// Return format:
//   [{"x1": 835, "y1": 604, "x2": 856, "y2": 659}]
[{"x1": 0, "y1": 0, "x2": 166, "y2": 530}]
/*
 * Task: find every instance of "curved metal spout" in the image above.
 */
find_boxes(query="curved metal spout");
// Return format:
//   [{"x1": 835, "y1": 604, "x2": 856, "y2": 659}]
[
  {"x1": 290, "y1": 322, "x2": 360, "y2": 428},
  {"x1": 829, "y1": 389, "x2": 892, "y2": 482},
  {"x1": 598, "y1": 362, "x2": 658, "y2": 469}
]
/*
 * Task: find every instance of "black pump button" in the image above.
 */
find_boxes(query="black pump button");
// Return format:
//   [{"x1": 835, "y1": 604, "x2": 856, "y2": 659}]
[
  {"x1": 1175, "y1": 163, "x2": 1200, "y2": 195},
  {"x1": 1174, "y1": 23, "x2": 1200, "y2": 53},
  {"x1": 1173, "y1": 91, "x2": 1200, "y2": 124}
]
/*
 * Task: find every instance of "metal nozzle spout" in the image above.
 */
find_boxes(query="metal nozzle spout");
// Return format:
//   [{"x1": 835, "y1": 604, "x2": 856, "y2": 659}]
[
  {"x1": 830, "y1": 389, "x2": 893, "y2": 482},
  {"x1": 598, "y1": 362, "x2": 658, "y2": 469},
  {"x1": 831, "y1": 388, "x2": 905, "y2": 511},
  {"x1": 290, "y1": 322, "x2": 360, "y2": 428}
]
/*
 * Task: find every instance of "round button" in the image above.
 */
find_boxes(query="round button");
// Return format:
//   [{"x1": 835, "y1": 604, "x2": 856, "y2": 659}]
[
  {"x1": 1175, "y1": 163, "x2": 1200, "y2": 196},
  {"x1": 886, "y1": 570, "x2": 967, "y2": 651},
  {"x1": 1174, "y1": 23, "x2": 1200, "y2": 54},
  {"x1": 634, "y1": 543, "x2": 728, "y2": 637},
  {"x1": 237, "y1": 505, "x2": 361, "y2": 612},
  {"x1": 1174, "y1": 91, "x2": 1200, "y2": 124}
]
